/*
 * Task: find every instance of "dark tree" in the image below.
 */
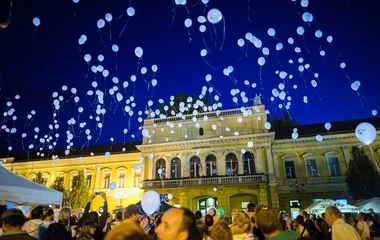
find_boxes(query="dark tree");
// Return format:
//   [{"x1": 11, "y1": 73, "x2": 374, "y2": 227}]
[
  {"x1": 268, "y1": 113, "x2": 299, "y2": 129},
  {"x1": 157, "y1": 93, "x2": 210, "y2": 116},
  {"x1": 346, "y1": 146, "x2": 380, "y2": 200},
  {"x1": 33, "y1": 172, "x2": 46, "y2": 185}
]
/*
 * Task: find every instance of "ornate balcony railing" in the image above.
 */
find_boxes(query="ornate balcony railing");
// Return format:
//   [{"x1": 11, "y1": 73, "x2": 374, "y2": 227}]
[
  {"x1": 142, "y1": 174, "x2": 267, "y2": 189},
  {"x1": 277, "y1": 176, "x2": 346, "y2": 186}
]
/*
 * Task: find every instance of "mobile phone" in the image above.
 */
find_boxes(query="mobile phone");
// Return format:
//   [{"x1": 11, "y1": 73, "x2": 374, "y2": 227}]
[{"x1": 96, "y1": 192, "x2": 101, "y2": 195}]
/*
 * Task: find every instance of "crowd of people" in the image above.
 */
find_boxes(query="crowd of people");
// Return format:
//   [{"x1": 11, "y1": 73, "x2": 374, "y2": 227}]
[{"x1": 1, "y1": 193, "x2": 380, "y2": 240}]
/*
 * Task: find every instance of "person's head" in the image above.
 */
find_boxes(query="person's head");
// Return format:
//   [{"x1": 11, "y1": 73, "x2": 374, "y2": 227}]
[
  {"x1": 231, "y1": 211, "x2": 251, "y2": 234},
  {"x1": 31, "y1": 206, "x2": 44, "y2": 220},
  {"x1": 369, "y1": 208, "x2": 374, "y2": 214},
  {"x1": 45, "y1": 222, "x2": 71, "y2": 240},
  {"x1": 246, "y1": 203, "x2": 256, "y2": 213},
  {"x1": 123, "y1": 204, "x2": 143, "y2": 223},
  {"x1": 1, "y1": 209, "x2": 26, "y2": 232},
  {"x1": 105, "y1": 220, "x2": 150, "y2": 240},
  {"x1": 115, "y1": 211, "x2": 123, "y2": 221},
  {"x1": 88, "y1": 211, "x2": 99, "y2": 223},
  {"x1": 195, "y1": 219, "x2": 207, "y2": 238},
  {"x1": 255, "y1": 207, "x2": 281, "y2": 236},
  {"x1": 44, "y1": 209, "x2": 54, "y2": 221},
  {"x1": 59, "y1": 207, "x2": 71, "y2": 225},
  {"x1": 324, "y1": 206, "x2": 342, "y2": 226},
  {"x1": 82, "y1": 221, "x2": 96, "y2": 235},
  {"x1": 356, "y1": 212, "x2": 365, "y2": 221},
  {"x1": 204, "y1": 214, "x2": 214, "y2": 227},
  {"x1": 210, "y1": 220, "x2": 233, "y2": 240},
  {"x1": 155, "y1": 207, "x2": 200, "y2": 240},
  {"x1": 208, "y1": 207, "x2": 216, "y2": 217},
  {"x1": 195, "y1": 210, "x2": 202, "y2": 220},
  {"x1": 295, "y1": 215, "x2": 305, "y2": 226}
]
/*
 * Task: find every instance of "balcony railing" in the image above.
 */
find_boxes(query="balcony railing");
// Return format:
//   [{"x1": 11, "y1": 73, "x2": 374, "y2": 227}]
[
  {"x1": 142, "y1": 174, "x2": 267, "y2": 189},
  {"x1": 277, "y1": 176, "x2": 346, "y2": 186}
]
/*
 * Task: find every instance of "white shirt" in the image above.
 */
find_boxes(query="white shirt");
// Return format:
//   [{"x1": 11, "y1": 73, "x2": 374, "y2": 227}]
[
  {"x1": 357, "y1": 221, "x2": 371, "y2": 240},
  {"x1": 332, "y1": 218, "x2": 361, "y2": 240}
]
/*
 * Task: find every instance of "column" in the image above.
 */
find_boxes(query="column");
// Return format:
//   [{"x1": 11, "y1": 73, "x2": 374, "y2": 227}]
[
  {"x1": 255, "y1": 147, "x2": 263, "y2": 173},
  {"x1": 266, "y1": 146, "x2": 276, "y2": 182},
  {"x1": 238, "y1": 152, "x2": 244, "y2": 175},
  {"x1": 51, "y1": 167, "x2": 56, "y2": 186},
  {"x1": 269, "y1": 183, "x2": 280, "y2": 209},
  {"x1": 217, "y1": 190, "x2": 228, "y2": 216},
  {"x1": 180, "y1": 192, "x2": 190, "y2": 209},
  {"x1": 218, "y1": 151, "x2": 226, "y2": 176},
  {"x1": 259, "y1": 185, "x2": 268, "y2": 206},
  {"x1": 201, "y1": 155, "x2": 206, "y2": 176},
  {"x1": 342, "y1": 145, "x2": 350, "y2": 167},
  {"x1": 166, "y1": 159, "x2": 170, "y2": 179},
  {"x1": 95, "y1": 165, "x2": 101, "y2": 191},
  {"x1": 272, "y1": 151, "x2": 281, "y2": 180},
  {"x1": 182, "y1": 153, "x2": 188, "y2": 178}
]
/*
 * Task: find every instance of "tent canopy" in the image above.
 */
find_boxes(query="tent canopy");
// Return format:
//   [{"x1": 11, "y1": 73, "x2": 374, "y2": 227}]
[
  {"x1": 304, "y1": 199, "x2": 359, "y2": 215},
  {"x1": 0, "y1": 165, "x2": 62, "y2": 206},
  {"x1": 354, "y1": 197, "x2": 380, "y2": 213}
]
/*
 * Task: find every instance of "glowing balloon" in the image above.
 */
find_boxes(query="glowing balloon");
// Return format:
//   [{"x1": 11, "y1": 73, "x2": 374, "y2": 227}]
[
  {"x1": 302, "y1": 12, "x2": 313, "y2": 22},
  {"x1": 324, "y1": 122, "x2": 331, "y2": 131},
  {"x1": 105, "y1": 13, "x2": 113, "y2": 22},
  {"x1": 267, "y1": 28, "x2": 276, "y2": 37},
  {"x1": 127, "y1": 7, "x2": 135, "y2": 17},
  {"x1": 97, "y1": 19, "x2": 105, "y2": 28},
  {"x1": 296, "y1": 26, "x2": 305, "y2": 35},
  {"x1": 258, "y1": 57, "x2": 266, "y2": 66},
  {"x1": 355, "y1": 122, "x2": 377, "y2": 145},
  {"x1": 316, "y1": 135, "x2": 323, "y2": 142},
  {"x1": 109, "y1": 182, "x2": 116, "y2": 190},
  {"x1": 207, "y1": 8, "x2": 223, "y2": 24},
  {"x1": 237, "y1": 38, "x2": 245, "y2": 47},
  {"x1": 33, "y1": 17, "x2": 41, "y2": 27},
  {"x1": 135, "y1": 47, "x2": 143, "y2": 58},
  {"x1": 141, "y1": 190, "x2": 161, "y2": 214},
  {"x1": 184, "y1": 18, "x2": 192, "y2": 28},
  {"x1": 112, "y1": 44, "x2": 119, "y2": 52}
]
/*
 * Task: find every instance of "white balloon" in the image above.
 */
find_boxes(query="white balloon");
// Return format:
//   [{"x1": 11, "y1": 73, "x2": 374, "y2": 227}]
[
  {"x1": 135, "y1": 47, "x2": 143, "y2": 58},
  {"x1": 105, "y1": 13, "x2": 113, "y2": 22},
  {"x1": 324, "y1": 122, "x2": 331, "y2": 131},
  {"x1": 33, "y1": 17, "x2": 41, "y2": 27},
  {"x1": 184, "y1": 18, "x2": 192, "y2": 28},
  {"x1": 355, "y1": 122, "x2": 377, "y2": 145},
  {"x1": 141, "y1": 190, "x2": 161, "y2": 214},
  {"x1": 127, "y1": 7, "x2": 135, "y2": 17},
  {"x1": 207, "y1": 8, "x2": 223, "y2": 24}
]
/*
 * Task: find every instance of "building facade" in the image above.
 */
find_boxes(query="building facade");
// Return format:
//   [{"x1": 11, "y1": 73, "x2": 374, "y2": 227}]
[{"x1": 2, "y1": 100, "x2": 380, "y2": 216}]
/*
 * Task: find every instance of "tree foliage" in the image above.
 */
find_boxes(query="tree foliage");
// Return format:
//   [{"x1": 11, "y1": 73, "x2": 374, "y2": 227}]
[
  {"x1": 50, "y1": 176, "x2": 69, "y2": 206},
  {"x1": 33, "y1": 172, "x2": 46, "y2": 185},
  {"x1": 268, "y1": 112, "x2": 299, "y2": 129},
  {"x1": 346, "y1": 146, "x2": 380, "y2": 201},
  {"x1": 65, "y1": 171, "x2": 90, "y2": 209},
  {"x1": 157, "y1": 93, "x2": 211, "y2": 116}
]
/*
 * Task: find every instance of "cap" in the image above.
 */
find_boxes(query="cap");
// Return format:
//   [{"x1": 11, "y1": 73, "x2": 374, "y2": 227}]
[
  {"x1": 1, "y1": 209, "x2": 24, "y2": 219},
  {"x1": 124, "y1": 204, "x2": 143, "y2": 215}
]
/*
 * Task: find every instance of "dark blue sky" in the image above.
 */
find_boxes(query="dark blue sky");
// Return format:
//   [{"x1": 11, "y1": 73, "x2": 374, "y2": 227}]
[{"x1": 0, "y1": 0, "x2": 379, "y2": 154}]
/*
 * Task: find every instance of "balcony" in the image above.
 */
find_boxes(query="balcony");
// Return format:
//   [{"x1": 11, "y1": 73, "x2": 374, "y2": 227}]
[
  {"x1": 142, "y1": 174, "x2": 267, "y2": 189},
  {"x1": 277, "y1": 176, "x2": 346, "y2": 186}
]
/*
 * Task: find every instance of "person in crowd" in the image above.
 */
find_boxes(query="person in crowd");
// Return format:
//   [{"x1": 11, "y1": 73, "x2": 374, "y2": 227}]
[
  {"x1": 105, "y1": 220, "x2": 150, "y2": 240},
  {"x1": 69, "y1": 216, "x2": 79, "y2": 240},
  {"x1": 204, "y1": 214, "x2": 214, "y2": 233},
  {"x1": 208, "y1": 207, "x2": 220, "y2": 223},
  {"x1": 324, "y1": 205, "x2": 361, "y2": 240},
  {"x1": 196, "y1": 219, "x2": 210, "y2": 240},
  {"x1": 369, "y1": 208, "x2": 379, "y2": 224},
  {"x1": 22, "y1": 206, "x2": 44, "y2": 239},
  {"x1": 210, "y1": 220, "x2": 233, "y2": 240},
  {"x1": 102, "y1": 213, "x2": 113, "y2": 233},
  {"x1": 44, "y1": 222, "x2": 71, "y2": 240},
  {"x1": 356, "y1": 212, "x2": 371, "y2": 240},
  {"x1": 79, "y1": 192, "x2": 108, "y2": 240},
  {"x1": 249, "y1": 204, "x2": 265, "y2": 240},
  {"x1": 230, "y1": 211, "x2": 254, "y2": 240},
  {"x1": 294, "y1": 215, "x2": 309, "y2": 238},
  {"x1": 255, "y1": 207, "x2": 300, "y2": 240},
  {"x1": 0, "y1": 205, "x2": 8, "y2": 237},
  {"x1": 38, "y1": 208, "x2": 54, "y2": 240},
  {"x1": 195, "y1": 211, "x2": 202, "y2": 220},
  {"x1": 155, "y1": 207, "x2": 201, "y2": 240},
  {"x1": 109, "y1": 211, "x2": 123, "y2": 230},
  {"x1": 0, "y1": 209, "x2": 37, "y2": 240},
  {"x1": 123, "y1": 204, "x2": 143, "y2": 224},
  {"x1": 278, "y1": 211, "x2": 287, "y2": 231},
  {"x1": 77, "y1": 221, "x2": 96, "y2": 240}
]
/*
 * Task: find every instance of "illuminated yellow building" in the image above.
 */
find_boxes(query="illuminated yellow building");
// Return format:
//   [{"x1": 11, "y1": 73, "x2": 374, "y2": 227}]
[{"x1": 2, "y1": 98, "x2": 380, "y2": 216}]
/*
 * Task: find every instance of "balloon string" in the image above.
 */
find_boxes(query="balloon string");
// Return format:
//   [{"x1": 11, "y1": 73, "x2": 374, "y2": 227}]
[
  {"x1": 109, "y1": 23, "x2": 112, "y2": 41},
  {"x1": 168, "y1": 6, "x2": 177, "y2": 30},
  {"x1": 31, "y1": 28, "x2": 37, "y2": 41},
  {"x1": 201, "y1": 57, "x2": 216, "y2": 70},
  {"x1": 247, "y1": 0, "x2": 251, "y2": 21},
  {"x1": 98, "y1": 29, "x2": 106, "y2": 47},
  {"x1": 201, "y1": 33, "x2": 212, "y2": 53},
  {"x1": 219, "y1": 17, "x2": 226, "y2": 51},
  {"x1": 119, "y1": 18, "x2": 130, "y2": 38}
]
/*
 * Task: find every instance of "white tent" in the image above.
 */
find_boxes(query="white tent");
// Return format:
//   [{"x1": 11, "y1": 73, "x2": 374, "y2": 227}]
[
  {"x1": 355, "y1": 197, "x2": 380, "y2": 213},
  {"x1": 0, "y1": 165, "x2": 62, "y2": 206},
  {"x1": 304, "y1": 199, "x2": 359, "y2": 215}
]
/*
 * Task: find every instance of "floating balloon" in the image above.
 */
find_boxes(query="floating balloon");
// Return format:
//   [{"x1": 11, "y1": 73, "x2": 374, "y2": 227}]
[
  {"x1": 127, "y1": 7, "x2": 135, "y2": 17},
  {"x1": 207, "y1": 8, "x2": 223, "y2": 24},
  {"x1": 324, "y1": 122, "x2": 331, "y2": 131},
  {"x1": 32, "y1": 17, "x2": 40, "y2": 27},
  {"x1": 141, "y1": 190, "x2": 161, "y2": 214},
  {"x1": 135, "y1": 47, "x2": 143, "y2": 58},
  {"x1": 355, "y1": 122, "x2": 377, "y2": 145}
]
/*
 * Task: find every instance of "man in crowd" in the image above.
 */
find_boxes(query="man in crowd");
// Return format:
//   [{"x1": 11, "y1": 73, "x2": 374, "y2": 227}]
[
  {"x1": 324, "y1": 206, "x2": 361, "y2": 240},
  {"x1": 0, "y1": 209, "x2": 37, "y2": 240}
]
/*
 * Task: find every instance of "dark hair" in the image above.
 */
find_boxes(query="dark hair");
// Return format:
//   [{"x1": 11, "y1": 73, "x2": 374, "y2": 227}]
[
  {"x1": 31, "y1": 206, "x2": 44, "y2": 219},
  {"x1": 178, "y1": 208, "x2": 201, "y2": 240},
  {"x1": 88, "y1": 211, "x2": 99, "y2": 223},
  {"x1": 195, "y1": 210, "x2": 202, "y2": 219},
  {"x1": 204, "y1": 214, "x2": 214, "y2": 227},
  {"x1": 2, "y1": 213, "x2": 26, "y2": 228},
  {"x1": 246, "y1": 203, "x2": 256, "y2": 213},
  {"x1": 0, "y1": 205, "x2": 7, "y2": 228},
  {"x1": 45, "y1": 223, "x2": 71, "y2": 240},
  {"x1": 115, "y1": 211, "x2": 123, "y2": 221}
]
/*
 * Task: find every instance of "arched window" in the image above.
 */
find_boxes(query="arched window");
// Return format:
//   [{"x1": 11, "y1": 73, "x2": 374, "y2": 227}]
[
  {"x1": 225, "y1": 153, "x2": 238, "y2": 175},
  {"x1": 156, "y1": 159, "x2": 166, "y2": 179},
  {"x1": 171, "y1": 158, "x2": 181, "y2": 179},
  {"x1": 243, "y1": 152, "x2": 256, "y2": 175},
  {"x1": 189, "y1": 156, "x2": 201, "y2": 178},
  {"x1": 205, "y1": 155, "x2": 217, "y2": 176}
]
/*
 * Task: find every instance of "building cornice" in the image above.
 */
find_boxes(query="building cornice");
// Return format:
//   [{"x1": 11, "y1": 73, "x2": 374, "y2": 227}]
[{"x1": 136, "y1": 132, "x2": 275, "y2": 152}]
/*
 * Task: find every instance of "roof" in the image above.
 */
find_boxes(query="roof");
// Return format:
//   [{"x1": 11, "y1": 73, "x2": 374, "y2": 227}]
[
  {"x1": 273, "y1": 117, "x2": 380, "y2": 139},
  {"x1": 0, "y1": 142, "x2": 141, "y2": 163}
]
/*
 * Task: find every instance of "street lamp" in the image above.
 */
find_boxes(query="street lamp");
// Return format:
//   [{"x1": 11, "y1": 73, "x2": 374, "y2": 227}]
[
  {"x1": 115, "y1": 191, "x2": 128, "y2": 208},
  {"x1": 290, "y1": 180, "x2": 305, "y2": 207}
]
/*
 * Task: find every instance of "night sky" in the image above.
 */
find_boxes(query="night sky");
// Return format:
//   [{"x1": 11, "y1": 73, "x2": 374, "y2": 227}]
[{"x1": 0, "y1": 0, "x2": 379, "y2": 155}]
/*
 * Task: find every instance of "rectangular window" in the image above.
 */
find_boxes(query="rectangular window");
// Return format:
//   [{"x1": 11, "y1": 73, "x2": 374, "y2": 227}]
[
  {"x1": 241, "y1": 202, "x2": 250, "y2": 211},
  {"x1": 306, "y1": 159, "x2": 318, "y2": 177},
  {"x1": 133, "y1": 172, "x2": 141, "y2": 187},
  {"x1": 118, "y1": 172, "x2": 126, "y2": 188},
  {"x1": 328, "y1": 157, "x2": 342, "y2": 176},
  {"x1": 103, "y1": 173, "x2": 110, "y2": 189},
  {"x1": 285, "y1": 161, "x2": 296, "y2": 179},
  {"x1": 71, "y1": 175, "x2": 78, "y2": 189},
  {"x1": 86, "y1": 174, "x2": 92, "y2": 188}
]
